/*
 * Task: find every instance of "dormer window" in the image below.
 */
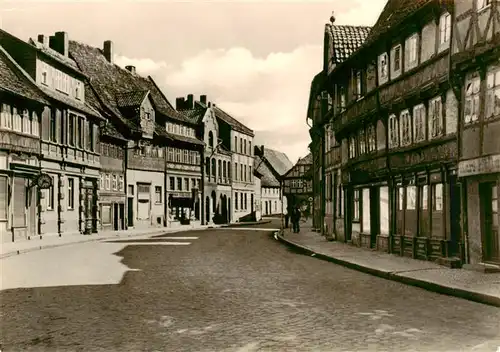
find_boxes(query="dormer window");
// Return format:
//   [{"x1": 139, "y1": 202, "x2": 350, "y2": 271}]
[
  {"x1": 439, "y1": 12, "x2": 452, "y2": 45},
  {"x1": 42, "y1": 71, "x2": 48, "y2": 85},
  {"x1": 75, "y1": 81, "x2": 81, "y2": 100}
]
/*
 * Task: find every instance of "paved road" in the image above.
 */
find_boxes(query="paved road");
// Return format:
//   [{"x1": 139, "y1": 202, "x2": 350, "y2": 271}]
[{"x1": 1, "y1": 219, "x2": 499, "y2": 352}]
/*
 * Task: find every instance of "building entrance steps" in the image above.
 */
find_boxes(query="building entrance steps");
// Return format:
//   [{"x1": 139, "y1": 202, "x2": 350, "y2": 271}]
[
  {"x1": 278, "y1": 221, "x2": 500, "y2": 307},
  {"x1": 0, "y1": 224, "x2": 219, "y2": 259}
]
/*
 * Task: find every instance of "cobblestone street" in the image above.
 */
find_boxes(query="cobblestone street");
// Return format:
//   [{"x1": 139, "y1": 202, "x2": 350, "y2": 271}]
[{"x1": 1, "y1": 220, "x2": 499, "y2": 352}]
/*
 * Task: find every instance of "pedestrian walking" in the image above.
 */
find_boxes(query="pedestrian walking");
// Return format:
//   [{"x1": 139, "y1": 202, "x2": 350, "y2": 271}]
[{"x1": 292, "y1": 206, "x2": 301, "y2": 233}]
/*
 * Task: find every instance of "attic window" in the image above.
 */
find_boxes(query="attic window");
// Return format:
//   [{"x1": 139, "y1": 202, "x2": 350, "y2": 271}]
[
  {"x1": 145, "y1": 111, "x2": 151, "y2": 120},
  {"x1": 42, "y1": 71, "x2": 48, "y2": 85}
]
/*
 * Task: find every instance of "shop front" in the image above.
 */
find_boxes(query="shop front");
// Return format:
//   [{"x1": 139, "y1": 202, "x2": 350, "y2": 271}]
[
  {"x1": 459, "y1": 155, "x2": 500, "y2": 266},
  {"x1": 169, "y1": 189, "x2": 200, "y2": 226}
]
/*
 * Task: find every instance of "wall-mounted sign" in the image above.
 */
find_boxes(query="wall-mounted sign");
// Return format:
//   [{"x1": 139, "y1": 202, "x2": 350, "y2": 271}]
[
  {"x1": 36, "y1": 173, "x2": 53, "y2": 189},
  {"x1": 458, "y1": 155, "x2": 500, "y2": 177}
]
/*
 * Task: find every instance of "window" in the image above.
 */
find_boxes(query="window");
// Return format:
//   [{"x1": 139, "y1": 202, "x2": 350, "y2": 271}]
[
  {"x1": 244, "y1": 193, "x2": 248, "y2": 210},
  {"x1": 355, "y1": 70, "x2": 363, "y2": 98},
  {"x1": 211, "y1": 158, "x2": 216, "y2": 177},
  {"x1": 353, "y1": 189, "x2": 360, "y2": 221},
  {"x1": 413, "y1": 105, "x2": 426, "y2": 142},
  {"x1": 378, "y1": 53, "x2": 388, "y2": 81},
  {"x1": 78, "y1": 117, "x2": 84, "y2": 148},
  {"x1": 169, "y1": 177, "x2": 175, "y2": 190},
  {"x1": 105, "y1": 174, "x2": 110, "y2": 190},
  {"x1": 191, "y1": 178, "x2": 196, "y2": 189},
  {"x1": 184, "y1": 178, "x2": 189, "y2": 191},
  {"x1": 249, "y1": 141, "x2": 252, "y2": 155},
  {"x1": 234, "y1": 136, "x2": 238, "y2": 152},
  {"x1": 241, "y1": 192, "x2": 244, "y2": 210},
  {"x1": 75, "y1": 81, "x2": 81, "y2": 100},
  {"x1": 175, "y1": 149, "x2": 181, "y2": 162},
  {"x1": 68, "y1": 114, "x2": 75, "y2": 146},
  {"x1": 235, "y1": 192, "x2": 239, "y2": 210},
  {"x1": 393, "y1": 45, "x2": 402, "y2": 72},
  {"x1": 407, "y1": 34, "x2": 419, "y2": 67},
  {"x1": 389, "y1": 114, "x2": 399, "y2": 148},
  {"x1": 89, "y1": 123, "x2": 94, "y2": 152},
  {"x1": 47, "y1": 176, "x2": 55, "y2": 210},
  {"x1": 465, "y1": 75, "x2": 481, "y2": 124},
  {"x1": 243, "y1": 140, "x2": 247, "y2": 155},
  {"x1": 112, "y1": 175, "x2": 117, "y2": 190},
  {"x1": 218, "y1": 160, "x2": 222, "y2": 179},
  {"x1": 177, "y1": 177, "x2": 182, "y2": 191},
  {"x1": 41, "y1": 68, "x2": 48, "y2": 85},
  {"x1": 432, "y1": 183, "x2": 443, "y2": 211},
  {"x1": 118, "y1": 175, "x2": 124, "y2": 191},
  {"x1": 22, "y1": 109, "x2": 30, "y2": 133},
  {"x1": 249, "y1": 166, "x2": 252, "y2": 182},
  {"x1": 429, "y1": 96, "x2": 443, "y2": 138},
  {"x1": 367, "y1": 124, "x2": 376, "y2": 152},
  {"x1": 400, "y1": 110, "x2": 412, "y2": 146},
  {"x1": 0, "y1": 104, "x2": 12, "y2": 129},
  {"x1": 31, "y1": 111, "x2": 39, "y2": 136},
  {"x1": 439, "y1": 13, "x2": 452, "y2": 45},
  {"x1": 234, "y1": 163, "x2": 238, "y2": 181},
  {"x1": 240, "y1": 164, "x2": 244, "y2": 180},
  {"x1": 486, "y1": 69, "x2": 500, "y2": 119},
  {"x1": 476, "y1": 0, "x2": 491, "y2": 11},
  {"x1": 406, "y1": 186, "x2": 417, "y2": 210},
  {"x1": 358, "y1": 129, "x2": 366, "y2": 154},
  {"x1": 155, "y1": 186, "x2": 162, "y2": 204},
  {"x1": 349, "y1": 136, "x2": 357, "y2": 159},
  {"x1": 12, "y1": 107, "x2": 21, "y2": 132},
  {"x1": 50, "y1": 111, "x2": 57, "y2": 142},
  {"x1": 208, "y1": 131, "x2": 214, "y2": 148},
  {"x1": 240, "y1": 138, "x2": 243, "y2": 154},
  {"x1": 67, "y1": 178, "x2": 74, "y2": 210}
]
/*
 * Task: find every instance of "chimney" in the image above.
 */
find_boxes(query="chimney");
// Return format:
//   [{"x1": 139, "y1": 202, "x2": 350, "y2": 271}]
[
  {"x1": 103, "y1": 40, "x2": 113, "y2": 64},
  {"x1": 37, "y1": 34, "x2": 49, "y2": 46},
  {"x1": 200, "y1": 95, "x2": 207, "y2": 105},
  {"x1": 53, "y1": 31, "x2": 69, "y2": 57},
  {"x1": 208, "y1": 102, "x2": 211, "y2": 108},
  {"x1": 175, "y1": 97, "x2": 185, "y2": 110},
  {"x1": 125, "y1": 65, "x2": 136, "y2": 75},
  {"x1": 186, "y1": 94, "x2": 194, "y2": 109}
]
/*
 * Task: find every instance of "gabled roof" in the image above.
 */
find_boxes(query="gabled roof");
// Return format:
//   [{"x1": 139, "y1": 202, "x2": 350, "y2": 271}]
[
  {"x1": 362, "y1": 0, "x2": 432, "y2": 48},
  {"x1": 326, "y1": 24, "x2": 371, "y2": 65},
  {"x1": 214, "y1": 106, "x2": 254, "y2": 136},
  {"x1": 181, "y1": 103, "x2": 208, "y2": 124},
  {"x1": 297, "y1": 153, "x2": 313, "y2": 165},
  {"x1": 69, "y1": 41, "x2": 193, "y2": 125},
  {"x1": 262, "y1": 147, "x2": 293, "y2": 177},
  {"x1": 115, "y1": 90, "x2": 149, "y2": 108},
  {"x1": 254, "y1": 155, "x2": 280, "y2": 188},
  {"x1": 0, "y1": 45, "x2": 48, "y2": 105}
]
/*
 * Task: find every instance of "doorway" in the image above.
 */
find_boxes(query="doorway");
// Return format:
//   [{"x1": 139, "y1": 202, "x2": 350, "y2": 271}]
[
  {"x1": 113, "y1": 203, "x2": 119, "y2": 231},
  {"x1": 127, "y1": 197, "x2": 134, "y2": 227},
  {"x1": 449, "y1": 177, "x2": 461, "y2": 256},
  {"x1": 370, "y1": 187, "x2": 380, "y2": 249},
  {"x1": 479, "y1": 182, "x2": 500, "y2": 264}
]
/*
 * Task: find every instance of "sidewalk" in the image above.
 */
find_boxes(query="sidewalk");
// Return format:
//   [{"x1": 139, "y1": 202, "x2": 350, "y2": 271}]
[
  {"x1": 0, "y1": 224, "x2": 219, "y2": 259},
  {"x1": 277, "y1": 221, "x2": 500, "y2": 308}
]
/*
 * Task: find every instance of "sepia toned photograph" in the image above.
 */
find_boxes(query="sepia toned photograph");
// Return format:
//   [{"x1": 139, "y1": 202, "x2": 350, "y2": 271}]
[{"x1": 0, "y1": 0, "x2": 499, "y2": 351}]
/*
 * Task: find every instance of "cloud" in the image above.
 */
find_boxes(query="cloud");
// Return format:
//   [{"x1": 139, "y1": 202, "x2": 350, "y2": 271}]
[
  {"x1": 115, "y1": 45, "x2": 320, "y2": 162},
  {"x1": 114, "y1": 55, "x2": 171, "y2": 74}
]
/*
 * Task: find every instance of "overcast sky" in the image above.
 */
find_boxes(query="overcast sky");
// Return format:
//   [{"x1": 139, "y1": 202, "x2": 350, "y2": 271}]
[{"x1": 0, "y1": 0, "x2": 386, "y2": 163}]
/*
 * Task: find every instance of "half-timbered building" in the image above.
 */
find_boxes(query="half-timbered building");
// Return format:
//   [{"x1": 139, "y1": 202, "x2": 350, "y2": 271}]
[
  {"x1": 282, "y1": 153, "x2": 313, "y2": 217},
  {"x1": 0, "y1": 44, "x2": 49, "y2": 242},
  {"x1": 69, "y1": 39, "x2": 203, "y2": 230},
  {"x1": 452, "y1": 0, "x2": 500, "y2": 268},
  {"x1": 327, "y1": 0, "x2": 461, "y2": 266},
  {"x1": 1, "y1": 30, "x2": 104, "y2": 238}
]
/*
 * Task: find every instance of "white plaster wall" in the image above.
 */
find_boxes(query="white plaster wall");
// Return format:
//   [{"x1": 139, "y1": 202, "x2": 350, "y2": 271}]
[{"x1": 127, "y1": 169, "x2": 165, "y2": 229}]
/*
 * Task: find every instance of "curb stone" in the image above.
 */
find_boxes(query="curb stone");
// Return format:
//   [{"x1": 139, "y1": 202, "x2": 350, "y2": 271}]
[
  {"x1": 276, "y1": 231, "x2": 500, "y2": 308},
  {"x1": 0, "y1": 226, "x2": 220, "y2": 260},
  {"x1": 221, "y1": 220, "x2": 272, "y2": 228}
]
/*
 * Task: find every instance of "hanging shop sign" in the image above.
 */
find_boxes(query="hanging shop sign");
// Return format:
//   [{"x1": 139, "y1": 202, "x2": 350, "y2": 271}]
[{"x1": 34, "y1": 173, "x2": 53, "y2": 189}]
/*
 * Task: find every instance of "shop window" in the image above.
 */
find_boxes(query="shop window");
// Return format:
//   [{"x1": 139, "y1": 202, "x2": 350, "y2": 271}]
[
  {"x1": 380, "y1": 186, "x2": 390, "y2": 235},
  {"x1": 419, "y1": 185, "x2": 430, "y2": 237},
  {"x1": 395, "y1": 186, "x2": 404, "y2": 235},
  {"x1": 362, "y1": 189, "x2": 371, "y2": 233},
  {"x1": 431, "y1": 183, "x2": 444, "y2": 238},
  {"x1": 486, "y1": 68, "x2": 500, "y2": 119}
]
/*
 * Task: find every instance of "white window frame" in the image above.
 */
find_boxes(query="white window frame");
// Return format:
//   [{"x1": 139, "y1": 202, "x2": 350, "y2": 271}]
[
  {"x1": 358, "y1": 129, "x2": 366, "y2": 155},
  {"x1": 392, "y1": 45, "x2": 402, "y2": 73},
  {"x1": 389, "y1": 114, "x2": 399, "y2": 148},
  {"x1": 67, "y1": 178, "x2": 74, "y2": 210},
  {"x1": 429, "y1": 96, "x2": 443, "y2": 139},
  {"x1": 378, "y1": 53, "x2": 389, "y2": 81},
  {"x1": 413, "y1": 104, "x2": 427, "y2": 142},
  {"x1": 464, "y1": 74, "x2": 481, "y2": 124},
  {"x1": 439, "y1": 12, "x2": 452, "y2": 45},
  {"x1": 400, "y1": 109, "x2": 412, "y2": 146},
  {"x1": 486, "y1": 68, "x2": 500, "y2": 119},
  {"x1": 105, "y1": 174, "x2": 111, "y2": 190},
  {"x1": 407, "y1": 34, "x2": 419, "y2": 68}
]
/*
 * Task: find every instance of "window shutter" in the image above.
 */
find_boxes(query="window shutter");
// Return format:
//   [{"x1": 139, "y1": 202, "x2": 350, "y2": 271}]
[{"x1": 41, "y1": 107, "x2": 51, "y2": 141}]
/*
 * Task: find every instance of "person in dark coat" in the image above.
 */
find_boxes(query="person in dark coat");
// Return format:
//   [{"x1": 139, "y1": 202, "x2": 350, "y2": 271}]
[
  {"x1": 284, "y1": 207, "x2": 290, "y2": 229},
  {"x1": 292, "y1": 206, "x2": 301, "y2": 233}
]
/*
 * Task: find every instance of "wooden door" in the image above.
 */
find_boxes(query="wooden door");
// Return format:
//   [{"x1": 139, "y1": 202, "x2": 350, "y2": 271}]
[{"x1": 480, "y1": 183, "x2": 500, "y2": 264}]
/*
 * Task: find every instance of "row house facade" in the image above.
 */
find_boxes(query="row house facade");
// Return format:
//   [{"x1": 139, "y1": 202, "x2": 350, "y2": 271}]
[
  {"x1": 0, "y1": 44, "x2": 49, "y2": 242},
  {"x1": 69, "y1": 39, "x2": 203, "y2": 230},
  {"x1": 254, "y1": 145, "x2": 293, "y2": 216},
  {"x1": 321, "y1": 0, "x2": 463, "y2": 266},
  {"x1": 1, "y1": 30, "x2": 104, "y2": 239},
  {"x1": 176, "y1": 94, "x2": 233, "y2": 225},
  {"x1": 452, "y1": 0, "x2": 500, "y2": 267}
]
